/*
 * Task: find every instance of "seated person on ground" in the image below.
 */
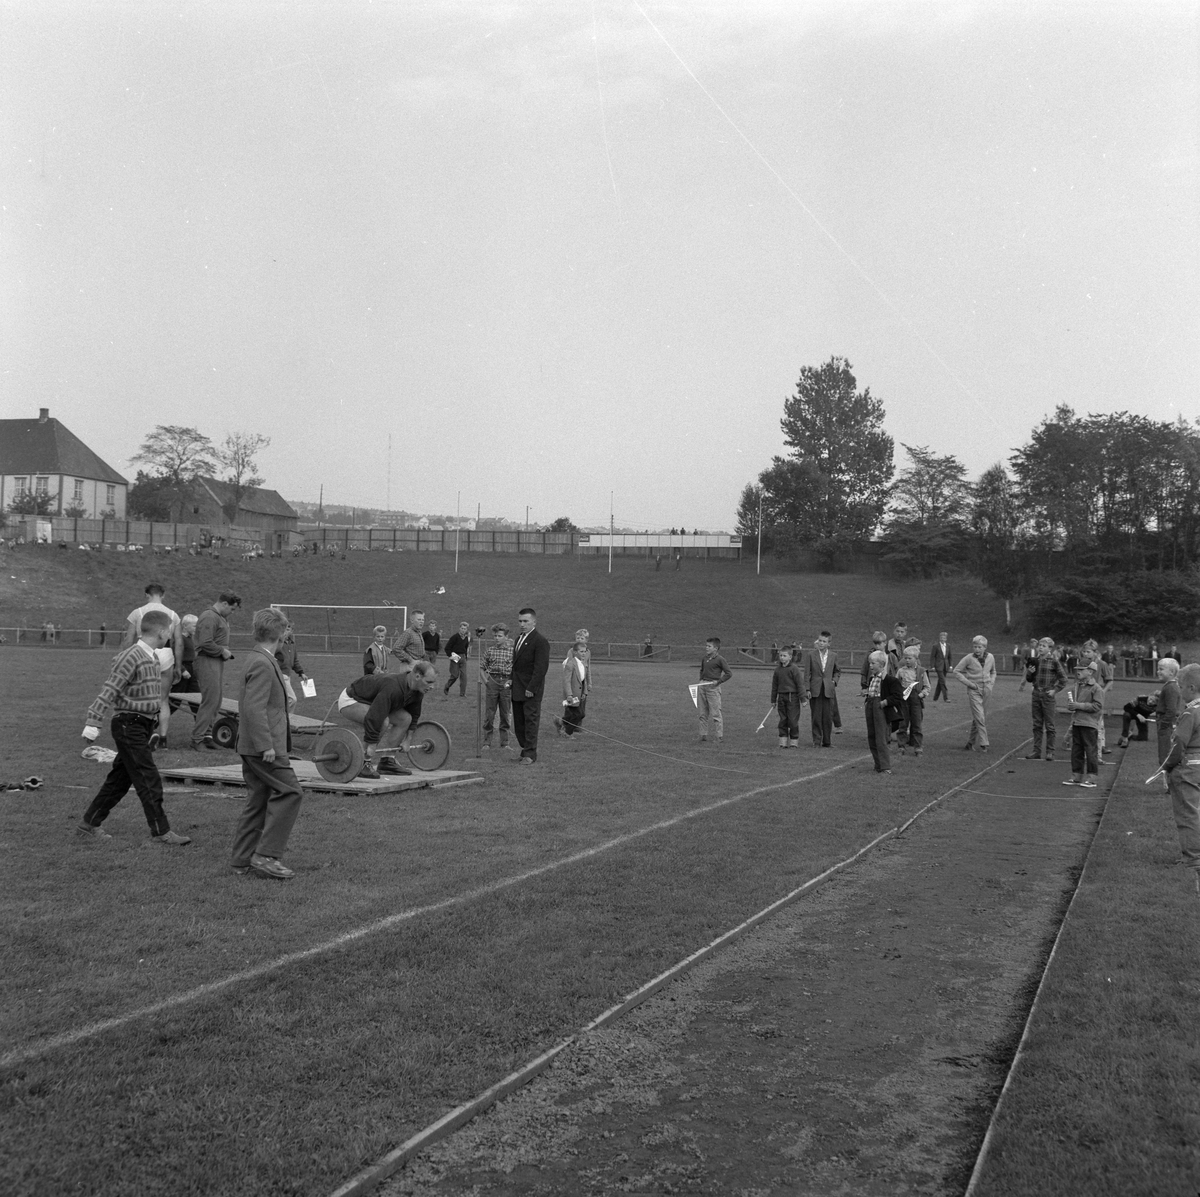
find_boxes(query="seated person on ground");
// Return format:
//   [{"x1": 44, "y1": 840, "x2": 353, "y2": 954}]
[{"x1": 337, "y1": 661, "x2": 437, "y2": 778}]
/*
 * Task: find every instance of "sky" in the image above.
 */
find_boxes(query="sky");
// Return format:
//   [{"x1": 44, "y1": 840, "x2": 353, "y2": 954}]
[{"x1": 1, "y1": 0, "x2": 1196, "y2": 531}]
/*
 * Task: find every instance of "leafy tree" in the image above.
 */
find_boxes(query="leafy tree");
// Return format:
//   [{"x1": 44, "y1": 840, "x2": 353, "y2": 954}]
[
  {"x1": 546, "y1": 516, "x2": 578, "y2": 533},
  {"x1": 881, "y1": 445, "x2": 972, "y2": 578},
  {"x1": 8, "y1": 491, "x2": 55, "y2": 516},
  {"x1": 127, "y1": 470, "x2": 176, "y2": 522},
  {"x1": 62, "y1": 502, "x2": 88, "y2": 518},
  {"x1": 1026, "y1": 572, "x2": 1200, "y2": 642},
  {"x1": 971, "y1": 463, "x2": 1029, "y2": 626},
  {"x1": 767, "y1": 356, "x2": 894, "y2": 564},
  {"x1": 129, "y1": 425, "x2": 216, "y2": 521},
  {"x1": 215, "y1": 432, "x2": 270, "y2": 525}
]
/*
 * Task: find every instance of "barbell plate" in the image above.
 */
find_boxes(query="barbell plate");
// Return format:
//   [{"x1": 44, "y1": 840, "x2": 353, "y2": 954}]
[
  {"x1": 405, "y1": 720, "x2": 451, "y2": 771},
  {"x1": 313, "y1": 726, "x2": 366, "y2": 784}
]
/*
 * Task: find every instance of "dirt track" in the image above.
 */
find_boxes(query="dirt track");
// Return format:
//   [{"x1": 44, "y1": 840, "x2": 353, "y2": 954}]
[{"x1": 382, "y1": 745, "x2": 1118, "y2": 1196}]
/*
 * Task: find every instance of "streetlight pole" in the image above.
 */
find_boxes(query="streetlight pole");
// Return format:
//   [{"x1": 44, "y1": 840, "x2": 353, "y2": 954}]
[
  {"x1": 455, "y1": 491, "x2": 461, "y2": 574},
  {"x1": 757, "y1": 488, "x2": 763, "y2": 576},
  {"x1": 608, "y1": 491, "x2": 613, "y2": 574}
]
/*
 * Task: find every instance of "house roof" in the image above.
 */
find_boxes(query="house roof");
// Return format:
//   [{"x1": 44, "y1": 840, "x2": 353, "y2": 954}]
[
  {"x1": 196, "y1": 477, "x2": 298, "y2": 520},
  {"x1": 0, "y1": 417, "x2": 128, "y2": 485}
]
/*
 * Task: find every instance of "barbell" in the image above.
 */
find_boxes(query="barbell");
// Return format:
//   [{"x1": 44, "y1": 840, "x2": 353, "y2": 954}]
[{"x1": 310, "y1": 722, "x2": 452, "y2": 783}]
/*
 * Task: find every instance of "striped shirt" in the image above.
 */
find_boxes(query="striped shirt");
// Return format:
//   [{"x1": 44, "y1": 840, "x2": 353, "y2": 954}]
[
  {"x1": 87, "y1": 642, "x2": 163, "y2": 723},
  {"x1": 482, "y1": 639, "x2": 514, "y2": 682}
]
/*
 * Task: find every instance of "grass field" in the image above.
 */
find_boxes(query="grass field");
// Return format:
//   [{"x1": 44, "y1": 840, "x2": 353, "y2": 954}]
[
  {"x1": 0, "y1": 541, "x2": 1019, "y2": 656},
  {"x1": 971, "y1": 736, "x2": 1200, "y2": 1197},
  {"x1": 3, "y1": 643, "x2": 1036, "y2": 1197},
  {"x1": 2, "y1": 548, "x2": 1195, "y2": 1196}
]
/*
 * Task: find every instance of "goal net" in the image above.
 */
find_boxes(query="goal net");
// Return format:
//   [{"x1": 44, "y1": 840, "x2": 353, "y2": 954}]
[{"x1": 270, "y1": 603, "x2": 409, "y2": 655}]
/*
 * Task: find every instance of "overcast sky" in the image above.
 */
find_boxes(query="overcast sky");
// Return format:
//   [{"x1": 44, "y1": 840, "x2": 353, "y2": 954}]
[{"x1": 2, "y1": 1, "x2": 1196, "y2": 530}]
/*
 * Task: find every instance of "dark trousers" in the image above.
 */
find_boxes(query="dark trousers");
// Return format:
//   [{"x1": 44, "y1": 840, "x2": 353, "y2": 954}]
[
  {"x1": 232, "y1": 755, "x2": 304, "y2": 866},
  {"x1": 1031, "y1": 690, "x2": 1058, "y2": 755},
  {"x1": 865, "y1": 697, "x2": 891, "y2": 772},
  {"x1": 483, "y1": 682, "x2": 511, "y2": 745},
  {"x1": 899, "y1": 695, "x2": 924, "y2": 748},
  {"x1": 810, "y1": 695, "x2": 834, "y2": 747},
  {"x1": 563, "y1": 698, "x2": 586, "y2": 735},
  {"x1": 512, "y1": 697, "x2": 542, "y2": 761},
  {"x1": 831, "y1": 690, "x2": 842, "y2": 729},
  {"x1": 168, "y1": 669, "x2": 200, "y2": 712},
  {"x1": 82, "y1": 714, "x2": 169, "y2": 835},
  {"x1": 192, "y1": 655, "x2": 225, "y2": 743},
  {"x1": 933, "y1": 670, "x2": 949, "y2": 702},
  {"x1": 445, "y1": 658, "x2": 467, "y2": 696},
  {"x1": 1120, "y1": 702, "x2": 1152, "y2": 741},
  {"x1": 776, "y1": 695, "x2": 802, "y2": 740},
  {"x1": 1070, "y1": 726, "x2": 1099, "y2": 777}
]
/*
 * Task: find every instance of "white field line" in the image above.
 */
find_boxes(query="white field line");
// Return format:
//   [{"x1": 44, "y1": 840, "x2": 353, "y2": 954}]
[
  {"x1": 961, "y1": 745, "x2": 1124, "y2": 1196},
  {"x1": 0, "y1": 703, "x2": 1013, "y2": 1071},
  {"x1": 328, "y1": 828, "x2": 900, "y2": 1197},
  {"x1": 1, "y1": 763, "x2": 856, "y2": 1070},
  {"x1": 328, "y1": 731, "x2": 1035, "y2": 1197}
]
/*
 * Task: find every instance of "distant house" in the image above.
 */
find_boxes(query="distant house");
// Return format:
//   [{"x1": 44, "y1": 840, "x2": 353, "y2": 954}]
[
  {"x1": 0, "y1": 408, "x2": 128, "y2": 518},
  {"x1": 184, "y1": 476, "x2": 299, "y2": 552}
]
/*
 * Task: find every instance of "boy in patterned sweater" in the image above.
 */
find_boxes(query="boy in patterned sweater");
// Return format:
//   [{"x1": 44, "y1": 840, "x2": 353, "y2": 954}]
[{"x1": 78, "y1": 609, "x2": 191, "y2": 844}]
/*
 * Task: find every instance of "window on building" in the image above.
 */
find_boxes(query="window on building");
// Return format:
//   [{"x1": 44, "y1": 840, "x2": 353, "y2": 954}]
[
  {"x1": 74, "y1": 479, "x2": 84, "y2": 501},
  {"x1": 35, "y1": 477, "x2": 48, "y2": 496},
  {"x1": 106, "y1": 484, "x2": 115, "y2": 505},
  {"x1": 14, "y1": 477, "x2": 27, "y2": 495}
]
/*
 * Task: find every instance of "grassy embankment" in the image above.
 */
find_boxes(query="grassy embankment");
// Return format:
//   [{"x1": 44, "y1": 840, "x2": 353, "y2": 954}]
[{"x1": 0, "y1": 541, "x2": 1016, "y2": 656}]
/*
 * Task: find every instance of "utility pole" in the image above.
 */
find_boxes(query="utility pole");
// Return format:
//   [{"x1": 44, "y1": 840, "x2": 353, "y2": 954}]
[
  {"x1": 455, "y1": 491, "x2": 461, "y2": 574},
  {"x1": 525, "y1": 505, "x2": 530, "y2": 533},
  {"x1": 387, "y1": 434, "x2": 392, "y2": 511}
]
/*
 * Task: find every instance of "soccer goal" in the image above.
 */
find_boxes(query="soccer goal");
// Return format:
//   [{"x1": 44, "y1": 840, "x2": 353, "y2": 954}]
[{"x1": 271, "y1": 603, "x2": 408, "y2": 654}]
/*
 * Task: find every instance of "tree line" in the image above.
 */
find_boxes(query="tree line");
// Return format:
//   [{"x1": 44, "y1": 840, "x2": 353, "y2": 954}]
[{"x1": 737, "y1": 358, "x2": 1200, "y2": 638}]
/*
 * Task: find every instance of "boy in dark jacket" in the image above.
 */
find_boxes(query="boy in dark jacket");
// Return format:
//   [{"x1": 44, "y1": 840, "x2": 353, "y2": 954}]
[
  {"x1": 770, "y1": 645, "x2": 807, "y2": 748},
  {"x1": 1063, "y1": 663, "x2": 1103, "y2": 788}
]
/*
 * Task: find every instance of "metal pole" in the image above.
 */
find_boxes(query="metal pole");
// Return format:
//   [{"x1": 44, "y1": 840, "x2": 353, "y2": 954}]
[
  {"x1": 474, "y1": 632, "x2": 484, "y2": 757},
  {"x1": 455, "y1": 491, "x2": 461, "y2": 573},
  {"x1": 608, "y1": 491, "x2": 613, "y2": 574},
  {"x1": 757, "y1": 488, "x2": 762, "y2": 576}
]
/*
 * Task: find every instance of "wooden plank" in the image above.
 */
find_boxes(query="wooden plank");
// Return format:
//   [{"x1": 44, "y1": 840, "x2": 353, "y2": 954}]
[{"x1": 160, "y1": 760, "x2": 482, "y2": 796}]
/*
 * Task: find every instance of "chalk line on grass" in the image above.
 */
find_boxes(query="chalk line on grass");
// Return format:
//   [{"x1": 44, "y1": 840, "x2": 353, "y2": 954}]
[
  {"x1": 962, "y1": 737, "x2": 1126, "y2": 1196},
  {"x1": 328, "y1": 741, "x2": 1039, "y2": 1197},
  {"x1": 0, "y1": 762, "x2": 858, "y2": 1070},
  {"x1": 1, "y1": 699, "x2": 1026, "y2": 1071}
]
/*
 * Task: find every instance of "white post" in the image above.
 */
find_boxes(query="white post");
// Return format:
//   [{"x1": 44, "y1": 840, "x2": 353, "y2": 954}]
[
  {"x1": 455, "y1": 491, "x2": 461, "y2": 574},
  {"x1": 757, "y1": 488, "x2": 763, "y2": 576},
  {"x1": 608, "y1": 491, "x2": 613, "y2": 574}
]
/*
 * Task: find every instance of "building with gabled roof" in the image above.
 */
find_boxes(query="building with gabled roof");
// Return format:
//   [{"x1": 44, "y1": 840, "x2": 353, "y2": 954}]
[
  {"x1": 185, "y1": 476, "x2": 299, "y2": 545},
  {"x1": 0, "y1": 408, "x2": 128, "y2": 517}
]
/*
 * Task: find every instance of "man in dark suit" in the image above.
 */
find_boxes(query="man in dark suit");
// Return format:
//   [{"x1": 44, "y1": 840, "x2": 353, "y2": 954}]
[
  {"x1": 804, "y1": 631, "x2": 840, "y2": 747},
  {"x1": 511, "y1": 606, "x2": 551, "y2": 764},
  {"x1": 931, "y1": 632, "x2": 953, "y2": 702}
]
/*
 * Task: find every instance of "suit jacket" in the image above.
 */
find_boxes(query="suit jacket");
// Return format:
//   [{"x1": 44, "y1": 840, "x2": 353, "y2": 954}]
[
  {"x1": 236, "y1": 645, "x2": 290, "y2": 757},
  {"x1": 511, "y1": 628, "x2": 551, "y2": 701},
  {"x1": 931, "y1": 642, "x2": 953, "y2": 675},
  {"x1": 804, "y1": 648, "x2": 840, "y2": 699}
]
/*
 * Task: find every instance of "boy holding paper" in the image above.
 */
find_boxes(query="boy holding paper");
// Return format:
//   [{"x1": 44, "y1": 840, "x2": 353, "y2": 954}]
[
  {"x1": 443, "y1": 621, "x2": 472, "y2": 697},
  {"x1": 1063, "y1": 661, "x2": 1103, "y2": 788},
  {"x1": 895, "y1": 642, "x2": 930, "y2": 755},
  {"x1": 697, "y1": 637, "x2": 732, "y2": 742}
]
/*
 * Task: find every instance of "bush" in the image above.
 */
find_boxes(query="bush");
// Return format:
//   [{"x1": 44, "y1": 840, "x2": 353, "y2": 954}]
[{"x1": 1025, "y1": 571, "x2": 1200, "y2": 641}]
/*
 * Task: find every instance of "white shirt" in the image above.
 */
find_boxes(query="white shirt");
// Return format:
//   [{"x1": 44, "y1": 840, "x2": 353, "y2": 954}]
[{"x1": 127, "y1": 601, "x2": 179, "y2": 670}]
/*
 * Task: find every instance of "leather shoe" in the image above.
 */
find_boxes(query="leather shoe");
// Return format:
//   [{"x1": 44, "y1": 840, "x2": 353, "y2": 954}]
[
  {"x1": 376, "y1": 756, "x2": 411, "y2": 776},
  {"x1": 250, "y1": 854, "x2": 294, "y2": 880},
  {"x1": 1024, "y1": 753, "x2": 1042, "y2": 760},
  {"x1": 152, "y1": 830, "x2": 192, "y2": 845},
  {"x1": 77, "y1": 821, "x2": 113, "y2": 840},
  {"x1": 357, "y1": 761, "x2": 381, "y2": 780}
]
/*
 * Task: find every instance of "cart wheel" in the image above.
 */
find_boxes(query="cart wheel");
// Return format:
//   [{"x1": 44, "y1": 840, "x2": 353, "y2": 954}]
[{"x1": 211, "y1": 715, "x2": 238, "y2": 749}]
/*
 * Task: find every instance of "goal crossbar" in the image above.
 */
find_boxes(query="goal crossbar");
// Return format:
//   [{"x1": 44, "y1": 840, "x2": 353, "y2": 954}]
[{"x1": 271, "y1": 603, "x2": 408, "y2": 630}]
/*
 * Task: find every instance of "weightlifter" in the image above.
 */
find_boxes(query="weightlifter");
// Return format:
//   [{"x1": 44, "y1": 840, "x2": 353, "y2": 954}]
[{"x1": 337, "y1": 660, "x2": 437, "y2": 778}]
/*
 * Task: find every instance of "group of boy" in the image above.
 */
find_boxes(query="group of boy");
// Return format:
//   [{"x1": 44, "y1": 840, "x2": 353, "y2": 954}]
[{"x1": 79, "y1": 605, "x2": 307, "y2": 879}]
